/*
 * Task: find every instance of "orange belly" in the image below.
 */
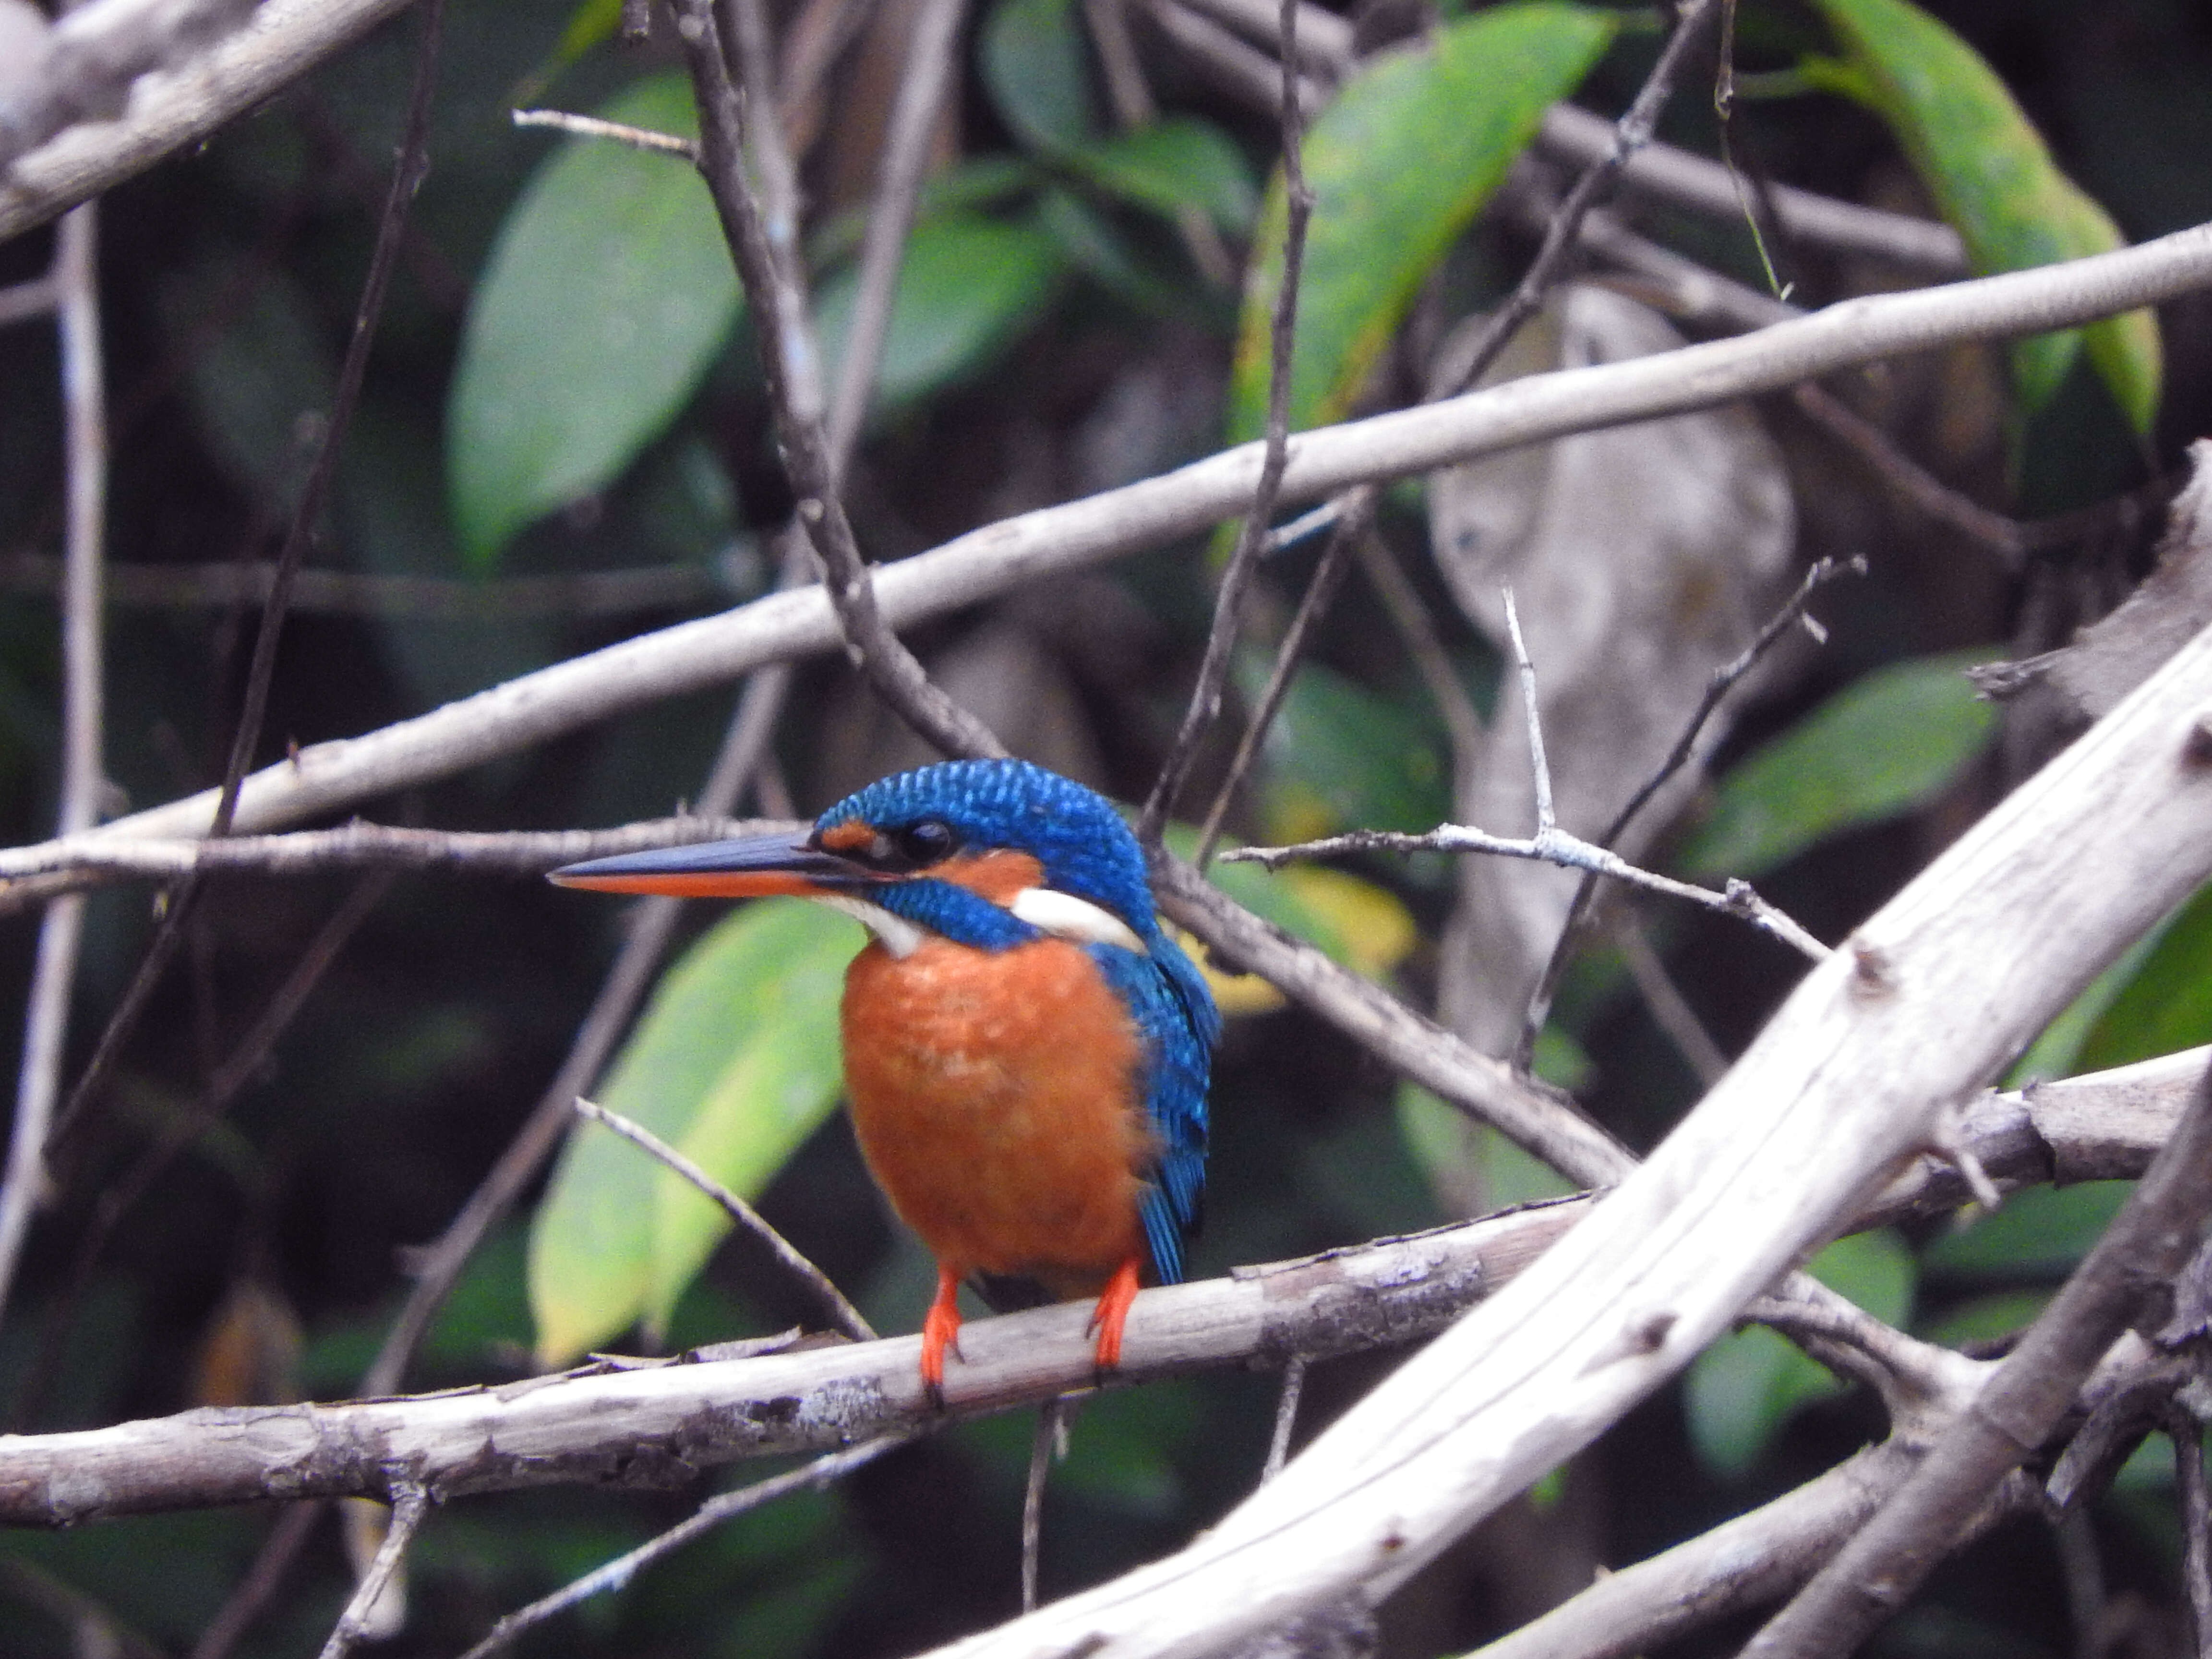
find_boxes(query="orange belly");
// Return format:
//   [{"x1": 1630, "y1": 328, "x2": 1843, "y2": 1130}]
[{"x1": 841, "y1": 934, "x2": 1153, "y2": 1296}]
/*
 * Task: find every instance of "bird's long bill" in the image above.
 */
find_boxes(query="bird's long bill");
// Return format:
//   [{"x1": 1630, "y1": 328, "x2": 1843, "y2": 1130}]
[{"x1": 548, "y1": 831, "x2": 869, "y2": 899}]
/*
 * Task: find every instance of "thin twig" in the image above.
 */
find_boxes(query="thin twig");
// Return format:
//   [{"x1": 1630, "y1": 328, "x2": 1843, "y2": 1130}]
[
  {"x1": 824, "y1": 0, "x2": 966, "y2": 468},
  {"x1": 1614, "y1": 914, "x2": 1729, "y2": 1089},
  {"x1": 11, "y1": 872, "x2": 395, "y2": 1429},
  {"x1": 1745, "y1": 1056, "x2": 2212, "y2": 1659},
  {"x1": 510, "y1": 107, "x2": 697, "y2": 157},
  {"x1": 1194, "y1": 490, "x2": 1370, "y2": 865},
  {"x1": 314, "y1": 1483, "x2": 427, "y2": 1659},
  {"x1": 1262, "y1": 1352, "x2": 1309, "y2": 1482},
  {"x1": 1136, "y1": 0, "x2": 1314, "y2": 845},
  {"x1": 0, "y1": 201, "x2": 105, "y2": 1329},
  {"x1": 191, "y1": 1501, "x2": 328, "y2": 1659},
  {"x1": 0, "y1": 816, "x2": 794, "y2": 888},
  {"x1": 1512, "y1": 555, "x2": 1861, "y2": 1069},
  {"x1": 35, "y1": 0, "x2": 443, "y2": 1170},
  {"x1": 1439, "y1": 0, "x2": 1719, "y2": 402},
  {"x1": 674, "y1": 0, "x2": 1003, "y2": 763},
  {"x1": 2172, "y1": 1408, "x2": 2212, "y2": 1659},
  {"x1": 574, "y1": 1098, "x2": 874, "y2": 1343},
  {"x1": 0, "y1": 275, "x2": 60, "y2": 326},
  {"x1": 455, "y1": 1434, "x2": 911, "y2": 1659},
  {"x1": 0, "y1": 550, "x2": 728, "y2": 617},
  {"x1": 1023, "y1": 1398, "x2": 1073, "y2": 1613},
  {"x1": 1225, "y1": 603, "x2": 1831, "y2": 963}
]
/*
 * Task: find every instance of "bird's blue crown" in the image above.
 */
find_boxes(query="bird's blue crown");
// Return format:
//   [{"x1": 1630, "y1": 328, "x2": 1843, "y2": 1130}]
[{"x1": 817, "y1": 758, "x2": 1161, "y2": 937}]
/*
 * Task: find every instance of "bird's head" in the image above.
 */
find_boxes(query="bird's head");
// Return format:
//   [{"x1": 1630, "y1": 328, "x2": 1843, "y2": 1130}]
[{"x1": 550, "y1": 759, "x2": 1162, "y2": 959}]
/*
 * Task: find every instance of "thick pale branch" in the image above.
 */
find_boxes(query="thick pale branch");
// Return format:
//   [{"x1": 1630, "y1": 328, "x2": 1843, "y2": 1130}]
[
  {"x1": 0, "y1": 1047, "x2": 2197, "y2": 1527},
  {"x1": 0, "y1": 0, "x2": 412, "y2": 240},
  {"x1": 911, "y1": 621, "x2": 2212, "y2": 1659},
  {"x1": 0, "y1": 227, "x2": 2195, "y2": 903}
]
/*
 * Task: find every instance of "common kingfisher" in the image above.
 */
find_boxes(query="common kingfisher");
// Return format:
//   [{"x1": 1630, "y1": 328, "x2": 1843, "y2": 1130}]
[{"x1": 551, "y1": 759, "x2": 1220, "y2": 1392}]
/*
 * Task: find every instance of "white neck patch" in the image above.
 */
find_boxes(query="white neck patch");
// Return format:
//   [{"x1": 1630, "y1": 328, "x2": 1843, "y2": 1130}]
[
  {"x1": 814, "y1": 894, "x2": 925, "y2": 959},
  {"x1": 1008, "y1": 887, "x2": 1147, "y2": 953}
]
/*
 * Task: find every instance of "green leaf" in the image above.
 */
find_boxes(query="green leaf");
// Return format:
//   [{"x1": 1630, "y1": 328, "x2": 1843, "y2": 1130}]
[
  {"x1": 1685, "y1": 1230, "x2": 1913, "y2": 1478},
  {"x1": 1808, "y1": 0, "x2": 2161, "y2": 431},
  {"x1": 1228, "y1": 3, "x2": 1616, "y2": 442},
  {"x1": 1036, "y1": 188, "x2": 1191, "y2": 317},
  {"x1": 2079, "y1": 881, "x2": 2212, "y2": 1073},
  {"x1": 981, "y1": 0, "x2": 1097, "y2": 153},
  {"x1": 1924, "y1": 1182, "x2": 2130, "y2": 1280},
  {"x1": 1914, "y1": 1287, "x2": 2049, "y2": 1349},
  {"x1": 529, "y1": 899, "x2": 855, "y2": 1364},
  {"x1": 1060, "y1": 118, "x2": 1260, "y2": 233},
  {"x1": 815, "y1": 213, "x2": 1065, "y2": 416},
  {"x1": 447, "y1": 72, "x2": 739, "y2": 570},
  {"x1": 1247, "y1": 659, "x2": 1451, "y2": 843},
  {"x1": 1678, "y1": 651, "x2": 1996, "y2": 879}
]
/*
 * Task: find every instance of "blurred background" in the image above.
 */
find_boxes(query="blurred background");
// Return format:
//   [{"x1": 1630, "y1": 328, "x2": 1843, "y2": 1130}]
[{"x1": 2, "y1": 0, "x2": 2212, "y2": 1652}]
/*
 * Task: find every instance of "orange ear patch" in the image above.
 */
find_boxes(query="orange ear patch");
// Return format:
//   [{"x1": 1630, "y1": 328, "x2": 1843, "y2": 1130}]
[{"x1": 936, "y1": 849, "x2": 1045, "y2": 904}]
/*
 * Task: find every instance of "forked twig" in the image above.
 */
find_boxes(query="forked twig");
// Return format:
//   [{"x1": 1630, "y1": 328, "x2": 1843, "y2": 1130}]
[
  {"x1": 1225, "y1": 593, "x2": 1829, "y2": 963},
  {"x1": 573, "y1": 1097, "x2": 874, "y2": 1343},
  {"x1": 1512, "y1": 554, "x2": 1863, "y2": 1069}
]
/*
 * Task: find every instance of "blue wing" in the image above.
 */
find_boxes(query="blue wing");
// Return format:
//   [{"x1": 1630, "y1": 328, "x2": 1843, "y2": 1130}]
[{"x1": 1091, "y1": 933, "x2": 1220, "y2": 1285}]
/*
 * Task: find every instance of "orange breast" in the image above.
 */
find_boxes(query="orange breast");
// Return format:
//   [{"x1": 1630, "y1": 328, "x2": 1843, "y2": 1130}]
[{"x1": 841, "y1": 934, "x2": 1153, "y2": 1296}]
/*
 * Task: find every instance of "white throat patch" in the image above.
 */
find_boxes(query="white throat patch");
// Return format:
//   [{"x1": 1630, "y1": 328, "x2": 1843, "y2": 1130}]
[
  {"x1": 1008, "y1": 887, "x2": 1147, "y2": 953},
  {"x1": 814, "y1": 894, "x2": 925, "y2": 959}
]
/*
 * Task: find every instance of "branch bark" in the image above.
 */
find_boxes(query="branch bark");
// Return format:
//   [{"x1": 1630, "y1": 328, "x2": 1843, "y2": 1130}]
[
  {"x1": 2, "y1": 224, "x2": 2203, "y2": 905},
  {"x1": 903, "y1": 619, "x2": 2212, "y2": 1659},
  {"x1": 0, "y1": 1046, "x2": 2197, "y2": 1527}
]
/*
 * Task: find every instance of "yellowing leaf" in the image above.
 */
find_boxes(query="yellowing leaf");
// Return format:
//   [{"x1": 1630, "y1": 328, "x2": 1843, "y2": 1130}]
[{"x1": 1810, "y1": 0, "x2": 2160, "y2": 431}]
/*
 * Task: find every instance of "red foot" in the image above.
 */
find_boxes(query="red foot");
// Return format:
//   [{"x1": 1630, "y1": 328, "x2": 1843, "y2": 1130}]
[
  {"x1": 920, "y1": 1263, "x2": 965, "y2": 1395},
  {"x1": 1087, "y1": 1256, "x2": 1143, "y2": 1373}
]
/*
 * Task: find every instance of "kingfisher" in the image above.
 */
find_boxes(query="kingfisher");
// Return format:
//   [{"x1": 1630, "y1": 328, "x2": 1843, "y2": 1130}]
[{"x1": 551, "y1": 758, "x2": 1220, "y2": 1392}]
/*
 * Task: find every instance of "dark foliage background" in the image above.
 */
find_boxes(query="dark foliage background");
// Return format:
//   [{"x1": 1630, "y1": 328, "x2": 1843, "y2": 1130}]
[{"x1": 2, "y1": 0, "x2": 2211, "y2": 1654}]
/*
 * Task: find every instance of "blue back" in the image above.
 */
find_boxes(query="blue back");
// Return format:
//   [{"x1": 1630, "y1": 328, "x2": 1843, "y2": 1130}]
[{"x1": 819, "y1": 760, "x2": 1221, "y2": 1281}]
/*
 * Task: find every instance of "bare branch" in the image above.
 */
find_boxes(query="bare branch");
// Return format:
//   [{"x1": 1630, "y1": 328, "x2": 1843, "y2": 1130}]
[
  {"x1": 1513, "y1": 554, "x2": 1863, "y2": 1065},
  {"x1": 0, "y1": 816, "x2": 797, "y2": 889},
  {"x1": 314, "y1": 1483, "x2": 424, "y2": 1659},
  {"x1": 2170, "y1": 1409, "x2": 2212, "y2": 1659},
  {"x1": 0, "y1": 0, "x2": 410, "y2": 240},
  {"x1": 1194, "y1": 490, "x2": 1370, "y2": 866},
  {"x1": 1137, "y1": 0, "x2": 1315, "y2": 844},
  {"x1": 1440, "y1": 0, "x2": 1719, "y2": 402},
  {"x1": 898, "y1": 619, "x2": 2212, "y2": 1659},
  {"x1": 674, "y1": 0, "x2": 1004, "y2": 763},
  {"x1": 0, "y1": 201, "x2": 105, "y2": 1326},
  {"x1": 573, "y1": 1097, "x2": 875, "y2": 1344},
  {"x1": 823, "y1": 0, "x2": 966, "y2": 469},
  {"x1": 509, "y1": 106, "x2": 696, "y2": 157},
  {"x1": 1262, "y1": 1353, "x2": 1308, "y2": 1484},
  {"x1": 1746, "y1": 1055, "x2": 2212, "y2": 1659},
  {"x1": 0, "y1": 551, "x2": 729, "y2": 617},
  {"x1": 0, "y1": 225, "x2": 2200, "y2": 889},
  {"x1": 454, "y1": 1435, "x2": 910, "y2": 1659},
  {"x1": 0, "y1": 0, "x2": 264, "y2": 169},
  {"x1": 0, "y1": 1046, "x2": 2200, "y2": 1528},
  {"x1": 1154, "y1": 854, "x2": 1636, "y2": 1187},
  {"x1": 1534, "y1": 101, "x2": 1967, "y2": 277}
]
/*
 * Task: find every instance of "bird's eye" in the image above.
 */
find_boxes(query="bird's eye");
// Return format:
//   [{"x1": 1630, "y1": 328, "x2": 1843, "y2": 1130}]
[{"x1": 895, "y1": 819, "x2": 958, "y2": 867}]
